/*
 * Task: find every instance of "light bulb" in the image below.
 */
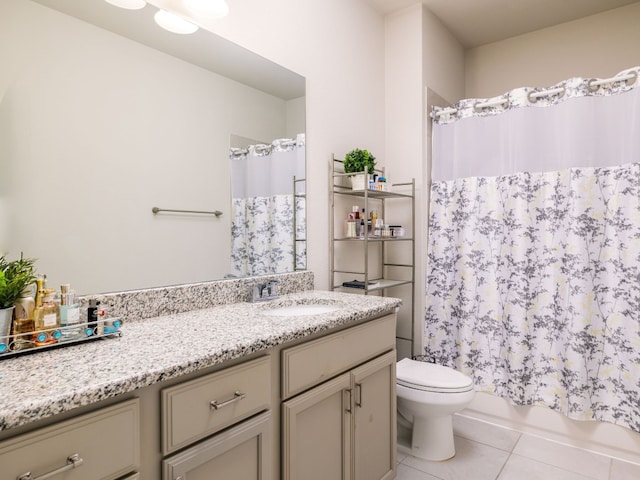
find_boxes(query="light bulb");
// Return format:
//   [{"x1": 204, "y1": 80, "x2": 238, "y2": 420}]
[
  {"x1": 104, "y1": 0, "x2": 146, "y2": 10},
  {"x1": 154, "y1": 10, "x2": 199, "y2": 34},
  {"x1": 184, "y1": 0, "x2": 229, "y2": 18}
]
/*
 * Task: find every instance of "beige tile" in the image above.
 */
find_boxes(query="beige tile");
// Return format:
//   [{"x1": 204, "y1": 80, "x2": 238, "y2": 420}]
[
  {"x1": 403, "y1": 435, "x2": 510, "y2": 480},
  {"x1": 453, "y1": 414, "x2": 521, "y2": 452},
  {"x1": 512, "y1": 434, "x2": 610, "y2": 480},
  {"x1": 396, "y1": 463, "x2": 442, "y2": 480},
  {"x1": 498, "y1": 454, "x2": 603, "y2": 480},
  {"x1": 610, "y1": 458, "x2": 640, "y2": 480}
]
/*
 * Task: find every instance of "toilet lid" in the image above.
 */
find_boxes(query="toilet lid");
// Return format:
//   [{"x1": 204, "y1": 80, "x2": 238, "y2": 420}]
[{"x1": 396, "y1": 358, "x2": 473, "y2": 393}]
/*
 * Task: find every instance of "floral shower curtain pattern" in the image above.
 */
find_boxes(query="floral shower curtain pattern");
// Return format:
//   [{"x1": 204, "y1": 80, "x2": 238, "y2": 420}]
[
  {"x1": 426, "y1": 67, "x2": 640, "y2": 432},
  {"x1": 230, "y1": 134, "x2": 305, "y2": 277}
]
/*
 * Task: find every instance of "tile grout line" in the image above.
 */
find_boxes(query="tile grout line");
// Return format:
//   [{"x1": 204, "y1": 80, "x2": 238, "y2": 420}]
[{"x1": 493, "y1": 451, "x2": 513, "y2": 480}]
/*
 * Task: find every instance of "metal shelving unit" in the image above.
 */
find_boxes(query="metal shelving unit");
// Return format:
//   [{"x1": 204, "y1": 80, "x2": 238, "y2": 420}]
[{"x1": 329, "y1": 154, "x2": 416, "y2": 352}]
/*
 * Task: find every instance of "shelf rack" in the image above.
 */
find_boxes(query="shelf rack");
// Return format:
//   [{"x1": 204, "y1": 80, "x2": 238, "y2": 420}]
[{"x1": 329, "y1": 154, "x2": 416, "y2": 353}]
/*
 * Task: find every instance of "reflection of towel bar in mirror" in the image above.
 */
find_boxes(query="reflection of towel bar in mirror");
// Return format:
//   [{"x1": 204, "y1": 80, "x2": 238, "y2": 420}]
[{"x1": 152, "y1": 207, "x2": 223, "y2": 217}]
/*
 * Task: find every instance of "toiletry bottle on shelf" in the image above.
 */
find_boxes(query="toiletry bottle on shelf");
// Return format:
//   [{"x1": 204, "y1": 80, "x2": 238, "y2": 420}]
[
  {"x1": 374, "y1": 218, "x2": 383, "y2": 237},
  {"x1": 346, "y1": 213, "x2": 356, "y2": 237},
  {"x1": 33, "y1": 287, "x2": 60, "y2": 347},
  {"x1": 59, "y1": 284, "x2": 82, "y2": 341},
  {"x1": 370, "y1": 210, "x2": 378, "y2": 234},
  {"x1": 11, "y1": 286, "x2": 36, "y2": 350}
]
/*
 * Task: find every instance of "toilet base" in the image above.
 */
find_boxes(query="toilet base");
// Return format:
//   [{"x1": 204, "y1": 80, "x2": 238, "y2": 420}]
[{"x1": 410, "y1": 415, "x2": 455, "y2": 461}]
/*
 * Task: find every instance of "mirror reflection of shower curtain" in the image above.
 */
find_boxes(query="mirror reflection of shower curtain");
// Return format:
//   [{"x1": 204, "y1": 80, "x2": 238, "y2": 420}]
[{"x1": 230, "y1": 134, "x2": 306, "y2": 277}]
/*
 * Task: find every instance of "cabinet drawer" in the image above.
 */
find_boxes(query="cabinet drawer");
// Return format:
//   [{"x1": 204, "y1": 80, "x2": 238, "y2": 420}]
[
  {"x1": 0, "y1": 399, "x2": 140, "y2": 480},
  {"x1": 163, "y1": 411, "x2": 272, "y2": 480},
  {"x1": 282, "y1": 314, "x2": 396, "y2": 398},
  {"x1": 162, "y1": 355, "x2": 271, "y2": 454}
]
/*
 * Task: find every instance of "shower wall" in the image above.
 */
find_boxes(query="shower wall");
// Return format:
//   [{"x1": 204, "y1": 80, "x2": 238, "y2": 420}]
[{"x1": 465, "y1": 2, "x2": 640, "y2": 98}]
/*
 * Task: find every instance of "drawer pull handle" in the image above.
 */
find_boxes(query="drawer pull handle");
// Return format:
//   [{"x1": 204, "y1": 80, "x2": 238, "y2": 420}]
[
  {"x1": 17, "y1": 453, "x2": 84, "y2": 480},
  {"x1": 210, "y1": 391, "x2": 246, "y2": 410}
]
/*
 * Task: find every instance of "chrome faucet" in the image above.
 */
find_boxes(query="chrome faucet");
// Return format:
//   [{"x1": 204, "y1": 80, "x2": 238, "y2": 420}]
[{"x1": 252, "y1": 280, "x2": 280, "y2": 302}]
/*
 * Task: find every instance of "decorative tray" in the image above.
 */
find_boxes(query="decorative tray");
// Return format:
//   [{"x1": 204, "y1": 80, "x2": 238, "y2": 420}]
[{"x1": 0, "y1": 318, "x2": 122, "y2": 359}]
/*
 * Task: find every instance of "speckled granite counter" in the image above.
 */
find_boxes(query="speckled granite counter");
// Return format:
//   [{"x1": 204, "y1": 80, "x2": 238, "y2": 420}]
[{"x1": 0, "y1": 290, "x2": 400, "y2": 432}]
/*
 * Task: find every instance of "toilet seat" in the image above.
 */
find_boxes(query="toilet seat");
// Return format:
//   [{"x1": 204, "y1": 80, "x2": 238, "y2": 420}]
[{"x1": 397, "y1": 358, "x2": 473, "y2": 393}]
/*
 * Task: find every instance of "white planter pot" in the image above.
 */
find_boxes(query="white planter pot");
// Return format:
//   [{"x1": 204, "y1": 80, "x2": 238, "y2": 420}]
[
  {"x1": 349, "y1": 173, "x2": 366, "y2": 191},
  {"x1": 0, "y1": 306, "x2": 15, "y2": 343}
]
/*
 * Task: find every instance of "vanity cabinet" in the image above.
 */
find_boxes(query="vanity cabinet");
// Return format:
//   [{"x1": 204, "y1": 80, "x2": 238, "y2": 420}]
[
  {"x1": 162, "y1": 411, "x2": 272, "y2": 480},
  {"x1": 161, "y1": 355, "x2": 271, "y2": 455},
  {"x1": 0, "y1": 399, "x2": 140, "y2": 480},
  {"x1": 281, "y1": 314, "x2": 397, "y2": 480},
  {"x1": 0, "y1": 305, "x2": 398, "y2": 480},
  {"x1": 161, "y1": 356, "x2": 273, "y2": 480}
]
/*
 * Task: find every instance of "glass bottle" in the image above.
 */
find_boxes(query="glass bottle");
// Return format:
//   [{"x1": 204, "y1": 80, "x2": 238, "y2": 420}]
[
  {"x1": 33, "y1": 280, "x2": 60, "y2": 346},
  {"x1": 59, "y1": 284, "x2": 82, "y2": 341},
  {"x1": 11, "y1": 285, "x2": 36, "y2": 350}
]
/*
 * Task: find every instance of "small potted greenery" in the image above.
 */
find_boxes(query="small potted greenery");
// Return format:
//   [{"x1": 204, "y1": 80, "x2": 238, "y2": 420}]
[
  {"x1": 0, "y1": 254, "x2": 37, "y2": 340},
  {"x1": 343, "y1": 148, "x2": 376, "y2": 190}
]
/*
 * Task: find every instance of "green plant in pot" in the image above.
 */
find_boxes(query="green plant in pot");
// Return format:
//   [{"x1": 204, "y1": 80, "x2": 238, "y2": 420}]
[
  {"x1": 343, "y1": 148, "x2": 376, "y2": 190},
  {"x1": 0, "y1": 254, "x2": 37, "y2": 309},
  {"x1": 0, "y1": 254, "x2": 37, "y2": 340}
]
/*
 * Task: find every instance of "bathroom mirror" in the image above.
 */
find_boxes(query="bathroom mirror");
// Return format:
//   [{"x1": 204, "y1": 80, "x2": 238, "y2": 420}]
[{"x1": 0, "y1": 0, "x2": 306, "y2": 294}]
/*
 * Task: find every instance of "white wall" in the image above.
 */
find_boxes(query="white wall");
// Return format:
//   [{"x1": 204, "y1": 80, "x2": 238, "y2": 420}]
[
  {"x1": 465, "y1": 2, "x2": 640, "y2": 98},
  {"x1": 384, "y1": 4, "x2": 464, "y2": 358},
  {"x1": 0, "y1": 0, "x2": 288, "y2": 293}
]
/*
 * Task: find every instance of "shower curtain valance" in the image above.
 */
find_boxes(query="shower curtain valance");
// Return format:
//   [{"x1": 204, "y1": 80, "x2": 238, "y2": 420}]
[
  {"x1": 432, "y1": 66, "x2": 639, "y2": 125},
  {"x1": 430, "y1": 66, "x2": 640, "y2": 182}
]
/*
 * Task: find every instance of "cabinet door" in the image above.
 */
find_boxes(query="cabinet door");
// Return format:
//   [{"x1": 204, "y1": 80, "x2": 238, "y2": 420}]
[
  {"x1": 282, "y1": 373, "x2": 352, "y2": 480},
  {"x1": 352, "y1": 351, "x2": 397, "y2": 480},
  {"x1": 162, "y1": 411, "x2": 272, "y2": 480}
]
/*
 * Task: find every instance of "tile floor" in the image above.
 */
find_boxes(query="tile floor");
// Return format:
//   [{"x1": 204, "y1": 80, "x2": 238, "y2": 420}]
[{"x1": 396, "y1": 414, "x2": 640, "y2": 480}]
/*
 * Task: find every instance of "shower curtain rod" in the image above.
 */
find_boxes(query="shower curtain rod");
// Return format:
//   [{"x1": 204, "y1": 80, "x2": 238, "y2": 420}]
[{"x1": 433, "y1": 71, "x2": 638, "y2": 118}]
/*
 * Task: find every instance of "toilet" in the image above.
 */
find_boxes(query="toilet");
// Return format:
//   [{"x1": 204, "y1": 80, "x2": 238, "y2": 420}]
[{"x1": 396, "y1": 358, "x2": 475, "y2": 461}]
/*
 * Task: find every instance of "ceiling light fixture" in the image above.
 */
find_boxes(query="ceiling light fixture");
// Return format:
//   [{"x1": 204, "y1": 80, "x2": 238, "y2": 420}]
[
  {"x1": 104, "y1": 0, "x2": 146, "y2": 10},
  {"x1": 154, "y1": 9, "x2": 199, "y2": 34},
  {"x1": 184, "y1": 0, "x2": 229, "y2": 18}
]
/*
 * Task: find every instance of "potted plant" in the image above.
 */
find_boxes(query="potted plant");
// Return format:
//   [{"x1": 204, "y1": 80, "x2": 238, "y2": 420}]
[
  {"x1": 343, "y1": 148, "x2": 376, "y2": 190},
  {"x1": 0, "y1": 254, "x2": 37, "y2": 340}
]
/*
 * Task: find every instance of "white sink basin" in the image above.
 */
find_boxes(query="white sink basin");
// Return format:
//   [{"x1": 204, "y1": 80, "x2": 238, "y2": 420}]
[{"x1": 262, "y1": 304, "x2": 341, "y2": 317}]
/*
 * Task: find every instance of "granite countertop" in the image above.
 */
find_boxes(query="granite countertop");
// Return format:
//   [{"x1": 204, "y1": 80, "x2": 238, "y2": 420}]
[{"x1": 0, "y1": 290, "x2": 401, "y2": 432}]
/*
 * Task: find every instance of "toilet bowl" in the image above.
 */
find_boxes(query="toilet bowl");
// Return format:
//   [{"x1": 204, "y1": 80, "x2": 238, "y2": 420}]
[{"x1": 396, "y1": 358, "x2": 475, "y2": 461}]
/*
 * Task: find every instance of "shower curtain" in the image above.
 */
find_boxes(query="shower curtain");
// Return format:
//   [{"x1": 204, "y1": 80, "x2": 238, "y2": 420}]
[
  {"x1": 426, "y1": 67, "x2": 640, "y2": 432},
  {"x1": 230, "y1": 134, "x2": 305, "y2": 277}
]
